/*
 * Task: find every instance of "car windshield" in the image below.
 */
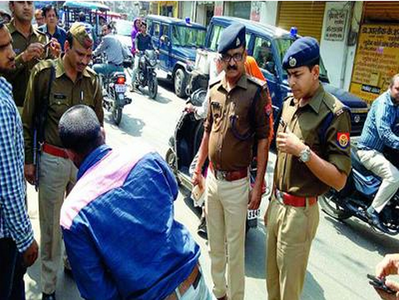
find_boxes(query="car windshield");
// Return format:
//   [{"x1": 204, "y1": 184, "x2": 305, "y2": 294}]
[
  {"x1": 275, "y1": 37, "x2": 328, "y2": 81},
  {"x1": 171, "y1": 25, "x2": 206, "y2": 47},
  {"x1": 114, "y1": 20, "x2": 133, "y2": 36}
]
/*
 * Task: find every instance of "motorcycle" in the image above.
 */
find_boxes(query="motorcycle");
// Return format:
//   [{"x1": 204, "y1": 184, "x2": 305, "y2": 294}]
[
  {"x1": 165, "y1": 88, "x2": 262, "y2": 234},
  {"x1": 94, "y1": 55, "x2": 132, "y2": 125},
  {"x1": 133, "y1": 50, "x2": 158, "y2": 99},
  {"x1": 319, "y1": 146, "x2": 399, "y2": 235}
]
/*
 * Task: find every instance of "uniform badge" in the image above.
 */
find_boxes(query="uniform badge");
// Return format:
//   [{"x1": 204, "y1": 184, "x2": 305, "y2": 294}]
[
  {"x1": 337, "y1": 132, "x2": 349, "y2": 149},
  {"x1": 236, "y1": 38, "x2": 240, "y2": 46},
  {"x1": 289, "y1": 56, "x2": 297, "y2": 67}
]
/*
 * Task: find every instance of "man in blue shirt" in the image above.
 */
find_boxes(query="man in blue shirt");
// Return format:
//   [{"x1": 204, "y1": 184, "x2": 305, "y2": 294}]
[
  {"x1": 38, "y1": 5, "x2": 67, "y2": 52},
  {"x1": 0, "y1": 21, "x2": 38, "y2": 300},
  {"x1": 58, "y1": 105, "x2": 212, "y2": 300},
  {"x1": 357, "y1": 74, "x2": 399, "y2": 229}
]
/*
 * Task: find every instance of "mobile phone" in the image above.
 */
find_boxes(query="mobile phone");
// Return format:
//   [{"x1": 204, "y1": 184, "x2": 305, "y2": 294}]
[
  {"x1": 367, "y1": 274, "x2": 396, "y2": 295},
  {"x1": 43, "y1": 40, "x2": 52, "y2": 50}
]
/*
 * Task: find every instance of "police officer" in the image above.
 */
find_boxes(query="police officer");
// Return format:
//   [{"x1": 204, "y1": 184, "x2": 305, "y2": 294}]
[
  {"x1": 5, "y1": 1, "x2": 60, "y2": 114},
  {"x1": 265, "y1": 37, "x2": 351, "y2": 300},
  {"x1": 192, "y1": 24, "x2": 272, "y2": 300},
  {"x1": 22, "y1": 23, "x2": 103, "y2": 300}
]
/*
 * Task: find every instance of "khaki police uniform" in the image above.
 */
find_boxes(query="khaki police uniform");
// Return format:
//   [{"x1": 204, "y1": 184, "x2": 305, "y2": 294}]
[
  {"x1": 204, "y1": 73, "x2": 271, "y2": 300},
  {"x1": 5, "y1": 19, "x2": 48, "y2": 111},
  {"x1": 22, "y1": 24, "x2": 103, "y2": 294},
  {"x1": 266, "y1": 85, "x2": 351, "y2": 300}
]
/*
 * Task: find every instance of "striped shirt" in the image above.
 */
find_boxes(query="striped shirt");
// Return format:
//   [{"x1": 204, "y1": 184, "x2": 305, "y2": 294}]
[
  {"x1": 358, "y1": 90, "x2": 399, "y2": 153},
  {"x1": 0, "y1": 76, "x2": 33, "y2": 252}
]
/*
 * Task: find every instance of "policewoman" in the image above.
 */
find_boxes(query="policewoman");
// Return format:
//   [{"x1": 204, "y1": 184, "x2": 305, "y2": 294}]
[
  {"x1": 192, "y1": 24, "x2": 272, "y2": 300},
  {"x1": 22, "y1": 23, "x2": 103, "y2": 300},
  {"x1": 265, "y1": 37, "x2": 351, "y2": 300}
]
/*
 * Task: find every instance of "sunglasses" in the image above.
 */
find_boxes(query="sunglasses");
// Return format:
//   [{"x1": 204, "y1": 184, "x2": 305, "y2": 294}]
[{"x1": 220, "y1": 51, "x2": 245, "y2": 63}]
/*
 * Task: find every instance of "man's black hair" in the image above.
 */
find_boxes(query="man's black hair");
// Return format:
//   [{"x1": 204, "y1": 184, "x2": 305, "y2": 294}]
[
  {"x1": 59, "y1": 105, "x2": 103, "y2": 156},
  {"x1": 78, "y1": 12, "x2": 86, "y2": 22},
  {"x1": 66, "y1": 31, "x2": 74, "y2": 47},
  {"x1": 42, "y1": 5, "x2": 58, "y2": 18}
]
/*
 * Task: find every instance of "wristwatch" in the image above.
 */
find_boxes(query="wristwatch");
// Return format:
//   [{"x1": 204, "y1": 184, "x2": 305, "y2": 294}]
[{"x1": 299, "y1": 146, "x2": 311, "y2": 163}]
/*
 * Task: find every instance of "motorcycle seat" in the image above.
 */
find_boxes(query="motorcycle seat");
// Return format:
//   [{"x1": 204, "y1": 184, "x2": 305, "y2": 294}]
[{"x1": 351, "y1": 148, "x2": 376, "y2": 177}]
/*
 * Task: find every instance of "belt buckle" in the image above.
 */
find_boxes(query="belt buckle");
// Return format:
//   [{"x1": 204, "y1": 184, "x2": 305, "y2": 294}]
[
  {"x1": 215, "y1": 170, "x2": 227, "y2": 181},
  {"x1": 275, "y1": 190, "x2": 284, "y2": 204}
]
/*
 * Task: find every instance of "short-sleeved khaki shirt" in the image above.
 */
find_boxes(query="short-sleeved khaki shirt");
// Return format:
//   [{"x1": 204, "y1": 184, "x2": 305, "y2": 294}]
[
  {"x1": 5, "y1": 19, "x2": 48, "y2": 108},
  {"x1": 204, "y1": 73, "x2": 272, "y2": 171},
  {"x1": 22, "y1": 57, "x2": 104, "y2": 164},
  {"x1": 274, "y1": 84, "x2": 351, "y2": 196}
]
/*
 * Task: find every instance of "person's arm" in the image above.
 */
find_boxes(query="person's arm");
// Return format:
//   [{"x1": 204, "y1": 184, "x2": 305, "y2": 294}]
[
  {"x1": 375, "y1": 97, "x2": 399, "y2": 149},
  {"x1": 249, "y1": 86, "x2": 272, "y2": 209},
  {"x1": 375, "y1": 254, "x2": 399, "y2": 300},
  {"x1": 92, "y1": 37, "x2": 107, "y2": 57},
  {"x1": 276, "y1": 108, "x2": 351, "y2": 191},
  {"x1": 62, "y1": 226, "x2": 119, "y2": 299},
  {"x1": 0, "y1": 100, "x2": 34, "y2": 253},
  {"x1": 92, "y1": 75, "x2": 104, "y2": 126},
  {"x1": 135, "y1": 34, "x2": 140, "y2": 52}
]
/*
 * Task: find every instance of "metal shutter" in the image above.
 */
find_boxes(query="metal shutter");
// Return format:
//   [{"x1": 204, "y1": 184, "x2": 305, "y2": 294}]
[
  {"x1": 277, "y1": 1, "x2": 326, "y2": 42},
  {"x1": 363, "y1": 1, "x2": 399, "y2": 23}
]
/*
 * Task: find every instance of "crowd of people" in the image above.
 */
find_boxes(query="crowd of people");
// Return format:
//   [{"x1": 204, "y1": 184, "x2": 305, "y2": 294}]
[{"x1": 1, "y1": 2, "x2": 399, "y2": 300}]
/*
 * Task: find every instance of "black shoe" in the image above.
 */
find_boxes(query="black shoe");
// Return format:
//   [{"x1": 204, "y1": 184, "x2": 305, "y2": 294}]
[
  {"x1": 367, "y1": 208, "x2": 387, "y2": 232},
  {"x1": 197, "y1": 218, "x2": 208, "y2": 240},
  {"x1": 42, "y1": 292, "x2": 56, "y2": 300}
]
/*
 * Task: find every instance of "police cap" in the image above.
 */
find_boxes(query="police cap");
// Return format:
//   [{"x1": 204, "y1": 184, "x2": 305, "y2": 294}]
[
  {"x1": 68, "y1": 23, "x2": 93, "y2": 49},
  {"x1": 282, "y1": 37, "x2": 320, "y2": 70},
  {"x1": 218, "y1": 24, "x2": 246, "y2": 54}
]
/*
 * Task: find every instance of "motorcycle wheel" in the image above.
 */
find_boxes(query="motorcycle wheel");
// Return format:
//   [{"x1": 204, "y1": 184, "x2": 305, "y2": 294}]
[
  {"x1": 112, "y1": 106, "x2": 123, "y2": 125},
  {"x1": 148, "y1": 76, "x2": 158, "y2": 99},
  {"x1": 165, "y1": 148, "x2": 180, "y2": 185},
  {"x1": 319, "y1": 191, "x2": 352, "y2": 220}
]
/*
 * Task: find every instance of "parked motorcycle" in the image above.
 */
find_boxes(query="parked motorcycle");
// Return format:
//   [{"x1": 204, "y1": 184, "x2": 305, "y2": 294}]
[
  {"x1": 94, "y1": 55, "x2": 132, "y2": 125},
  {"x1": 165, "y1": 88, "x2": 262, "y2": 233},
  {"x1": 133, "y1": 50, "x2": 158, "y2": 99},
  {"x1": 319, "y1": 147, "x2": 399, "y2": 235}
]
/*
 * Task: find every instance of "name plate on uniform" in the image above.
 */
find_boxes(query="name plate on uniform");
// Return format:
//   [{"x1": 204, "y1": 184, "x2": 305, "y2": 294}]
[{"x1": 247, "y1": 209, "x2": 260, "y2": 220}]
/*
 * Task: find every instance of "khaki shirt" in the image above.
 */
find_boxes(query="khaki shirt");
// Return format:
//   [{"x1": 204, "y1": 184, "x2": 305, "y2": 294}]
[
  {"x1": 22, "y1": 57, "x2": 104, "y2": 164},
  {"x1": 4, "y1": 19, "x2": 48, "y2": 108},
  {"x1": 204, "y1": 73, "x2": 272, "y2": 171},
  {"x1": 274, "y1": 85, "x2": 351, "y2": 197}
]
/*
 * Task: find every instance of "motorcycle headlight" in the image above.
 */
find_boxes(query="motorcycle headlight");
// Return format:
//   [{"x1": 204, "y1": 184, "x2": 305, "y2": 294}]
[{"x1": 149, "y1": 58, "x2": 157, "y2": 67}]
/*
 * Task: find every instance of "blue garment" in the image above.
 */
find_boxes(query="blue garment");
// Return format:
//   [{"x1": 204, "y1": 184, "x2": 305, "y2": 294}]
[
  {"x1": 358, "y1": 91, "x2": 399, "y2": 152},
  {"x1": 38, "y1": 25, "x2": 67, "y2": 51},
  {"x1": 0, "y1": 77, "x2": 33, "y2": 253},
  {"x1": 61, "y1": 145, "x2": 200, "y2": 300},
  {"x1": 282, "y1": 37, "x2": 320, "y2": 70}
]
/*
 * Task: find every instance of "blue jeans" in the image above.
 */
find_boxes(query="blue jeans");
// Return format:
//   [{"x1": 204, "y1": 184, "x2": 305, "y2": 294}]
[
  {"x1": 0, "y1": 238, "x2": 26, "y2": 300},
  {"x1": 92, "y1": 63, "x2": 124, "y2": 77}
]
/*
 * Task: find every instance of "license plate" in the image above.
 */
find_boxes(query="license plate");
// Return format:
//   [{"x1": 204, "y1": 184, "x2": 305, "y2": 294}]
[
  {"x1": 115, "y1": 84, "x2": 126, "y2": 93},
  {"x1": 247, "y1": 209, "x2": 260, "y2": 220}
]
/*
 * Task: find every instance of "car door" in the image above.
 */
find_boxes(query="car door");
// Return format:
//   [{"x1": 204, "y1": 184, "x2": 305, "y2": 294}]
[{"x1": 159, "y1": 23, "x2": 171, "y2": 71}]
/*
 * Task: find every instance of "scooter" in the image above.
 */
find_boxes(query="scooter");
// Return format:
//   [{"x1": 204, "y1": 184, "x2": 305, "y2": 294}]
[
  {"x1": 165, "y1": 88, "x2": 262, "y2": 235},
  {"x1": 319, "y1": 146, "x2": 399, "y2": 235},
  {"x1": 94, "y1": 55, "x2": 132, "y2": 125}
]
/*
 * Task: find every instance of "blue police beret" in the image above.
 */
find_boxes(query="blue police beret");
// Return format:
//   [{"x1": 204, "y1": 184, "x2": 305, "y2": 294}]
[
  {"x1": 282, "y1": 37, "x2": 320, "y2": 70},
  {"x1": 218, "y1": 24, "x2": 246, "y2": 54}
]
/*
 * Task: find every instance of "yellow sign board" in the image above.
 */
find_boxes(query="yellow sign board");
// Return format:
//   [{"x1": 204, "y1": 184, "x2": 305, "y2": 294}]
[{"x1": 350, "y1": 24, "x2": 399, "y2": 103}]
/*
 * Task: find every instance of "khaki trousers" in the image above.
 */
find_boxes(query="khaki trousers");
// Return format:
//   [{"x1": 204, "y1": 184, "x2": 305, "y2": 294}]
[
  {"x1": 205, "y1": 171, "x2": 249, "y2": 300},
  {"x1": 38, "y1": 152, "x2": 77, "y2": 294},
  {"x1": 266, "y1": 197, "x2": 319, "y2": 300},
  {"x1": 357, "y1": 149, "x2": 399, "y2": 213}
]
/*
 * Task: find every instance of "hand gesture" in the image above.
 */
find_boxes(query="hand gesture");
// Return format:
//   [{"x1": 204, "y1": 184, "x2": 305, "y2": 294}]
[
  {"x1": 276, "y1": 128, "x2": 305, "y2": 157},
  {"x1": 374, "y1": 280, "x2": 399, "y2": 300},
  {"x1": 21, "y1": 43, "x2": 44, "y2": 62},
  {"x1": 248, "y1": 185, "x2": 262, "y2": 210},
  {"x1": 376, "y1": 254, "x2": 399, "y2": 279},
  {"x1": 49, "y1": 38, "x2": 61, "y2": 58},
  {"x1": 24, "y1": 164, "x2": 36, "y2": 186}
]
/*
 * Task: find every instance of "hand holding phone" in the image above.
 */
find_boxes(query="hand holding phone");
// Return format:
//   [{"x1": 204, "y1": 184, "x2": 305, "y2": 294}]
[{"x1": 368, "y1": 274, "x2": 396, "y2": 295}]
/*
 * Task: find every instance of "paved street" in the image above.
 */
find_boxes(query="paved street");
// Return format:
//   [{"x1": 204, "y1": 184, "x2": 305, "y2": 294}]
[{"x1": 25, "y1": 78, "x2": 399, "y2": 300}]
